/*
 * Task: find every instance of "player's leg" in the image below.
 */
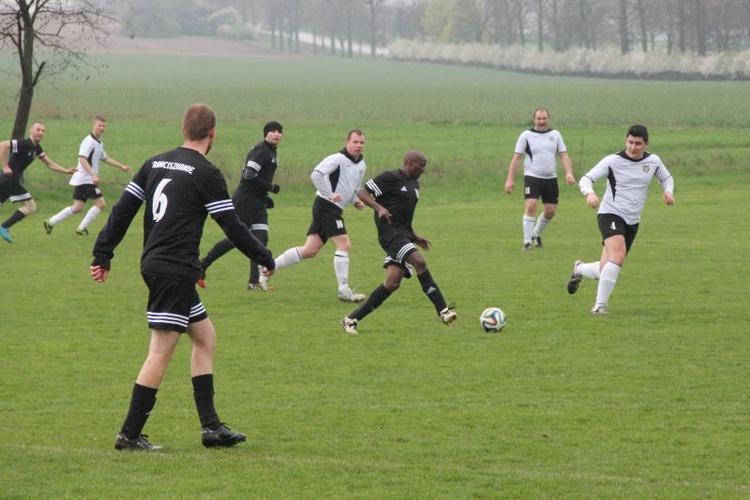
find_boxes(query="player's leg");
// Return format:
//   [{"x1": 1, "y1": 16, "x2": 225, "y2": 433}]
[
  {"x1": 330, "y1": 233, "x2": 364, "y2": 301},
  {"x1": 187, "y1": 315, "x2": 246, "y2": 447},
  {"x1": 247, "y1": 217, "x2": 269, "y2": 289},
  {"x1": 408, "y1": 250, "x2": 456, "y2": 324},
  {"x1": 46, "y1": 189, "x2": 87, "y2": 231},
  {"x1": 116, "y1": 329, "x2": 179, "y2": 451},
  {"x1": 341, "y1": 263, "x2": 405, "y2": 334},
  {"x1": 522, "y1": 176, "x2": 540, "y2": 250},
  {"x1": 0, "y1": 198, "x2": 35, "y2": 242},
  {"x1": 532, "y1": 180, "x2": 560, "y2": 247},
  {"x1": 199, "y1": 238, "x2": 236, "y2": 281},
  {"x1": 77, "y1": 196, "x2": 105, "y2": 235},
  {"x1": 116, "y1": 275, "x2": 189, "y2": 451},
  {"x1": 278, "y1": 231, "x2": 325, "y2": 267},
  {"x1": 0, "y1": 183, "x2": 33, "y2": 242}
]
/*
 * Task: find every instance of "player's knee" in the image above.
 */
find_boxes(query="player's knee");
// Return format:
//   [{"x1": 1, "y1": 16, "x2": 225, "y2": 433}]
[
  {"x1": 23, "y1": 201, "x2": 37, "y2": 214},
  {"x1": 384, "y1": 278, "x2": 401, "y2": 292}
]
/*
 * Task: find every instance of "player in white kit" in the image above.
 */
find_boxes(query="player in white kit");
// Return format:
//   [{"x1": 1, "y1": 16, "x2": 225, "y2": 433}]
[{"x1": 567, "y1": 125, "x2": 675, "y2": 315}]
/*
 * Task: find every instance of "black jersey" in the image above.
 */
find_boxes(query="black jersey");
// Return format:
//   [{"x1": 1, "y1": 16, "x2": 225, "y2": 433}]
[
  {"x1": 363, "y1": 169, "x2": 420, "y2": 234},
  {"x1": 8, "y1": 138, "x2": 45, "y2": 178},
  {"x1": 93, "y1": 146, "x2": 274, "y2": 281},
  {"x1": 236, "y1": 139, "x2": 278, "y2": 200}
]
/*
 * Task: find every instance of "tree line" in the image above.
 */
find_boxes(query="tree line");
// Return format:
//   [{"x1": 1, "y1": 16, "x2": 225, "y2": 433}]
[{"x1": 117, "y1": 0, "x2": 750, "y2": 57}]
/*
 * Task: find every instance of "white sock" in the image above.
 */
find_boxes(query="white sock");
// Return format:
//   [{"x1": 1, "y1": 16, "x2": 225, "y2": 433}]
[
  {"x1": 333, "y1": 250, "x2": 350, "y2": 291},
  {"x1": 533, "y1": 215, "x2": 550, "y2": 237},
  {"x1": 275, "y1": 247, "x2": 303, "y2": 270},
  {"x1": 49, "y1": 206, "x2": 75, "y2": 226},
  {"x1": 522, "y1": 215, "x2": 535, "y2": 243},
  {"x1": 579, "y1": 262, "x2": 601, "y2": 280},
  {"x1": 78, "y1": 206, "x2": 101, "y2": 231},
  {"x1": 595, "y1": 261, "x2": 621, "y2": 306}
]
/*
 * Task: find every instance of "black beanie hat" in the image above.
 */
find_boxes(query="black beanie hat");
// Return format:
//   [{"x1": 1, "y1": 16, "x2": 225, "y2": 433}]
[{"x1": 263, "y1": 121, "x2": 283, "y2": 136}]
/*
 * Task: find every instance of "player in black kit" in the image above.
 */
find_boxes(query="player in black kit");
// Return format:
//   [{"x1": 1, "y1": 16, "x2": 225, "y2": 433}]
[
  {"x1": 198, "y1": 120, "x2": 283, "y2": 290},
  {"x1": 90, "y1": 104, "x2": 275, "y2": 451},
  {"x1": 0, "y1": 122, "x2": 75, "y2": 243},
  {"x1": 340, "y1": 150, "x2": 457, "y2": 335}
]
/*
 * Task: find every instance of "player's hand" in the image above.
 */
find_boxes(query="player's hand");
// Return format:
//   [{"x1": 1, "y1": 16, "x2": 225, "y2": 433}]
[
  {"x1": 585, "y1": 192, "x2": 599, "y2": 208},
  {"x1": 90, "y1": 265, "x2": 109, "y2": 283},
  {"x1": 663, "y1": 192, "x2": 675, "y2": 206},
  {"x1": 565, "y1": 173, "x2": 576, "y2": 185},
  {"x1": 122, "y1": 166, "x2": 132, "y2": 173},
  {"x1": 2, "y1": 165, "x2": 12, "y2": 175},
  {"x1": 66, "y1": 167, "x2": 76, "y2": 174},
  {"x1": 93, "y1": 175, "x2": 100, "y2": 186},
  {"x1": 415, "y1": 235, "x2": 431, "y2": 250},
  {"x1": 354, "y1": 199, "x2": 364, "y2": 210},
  {"x1": 331, "y1": 193, "x2": 342, "y2": 202},
  {"x1": 504, "y1": 181, "x2": 514, "y2": 194},
  {"x1": 376, "y1": 206, "x2": 391, "y2": 223}
]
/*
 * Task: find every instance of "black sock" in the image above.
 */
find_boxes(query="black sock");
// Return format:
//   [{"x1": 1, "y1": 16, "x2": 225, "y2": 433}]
[
  {"x1": 192, "y1": 374, "x2": 220, "y2": 430},
  {"x1": 120, "y1": 383, "x2": 158, "y2": 439},
  {"x1": 2, "y1": 210, "x2": 25, "y2": 229},
  {"x1": 350, "y1": 284, "x2": 392, "y2": 321},
  {"x1": 417, "y1": 270, "x2": 447, "y2": 313}
]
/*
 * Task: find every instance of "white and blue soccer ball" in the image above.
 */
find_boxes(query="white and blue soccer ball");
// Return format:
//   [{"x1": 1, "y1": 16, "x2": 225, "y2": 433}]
[{"x1": 480, "y1": 307, "x2": 507, "y2": 333}]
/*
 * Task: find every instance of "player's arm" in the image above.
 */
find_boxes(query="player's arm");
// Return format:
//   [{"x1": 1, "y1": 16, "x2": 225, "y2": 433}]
[
  {"x1": 104, "y1": 156, "x2": 132, "y2": 173},
  {"x1": 214, "y1": 211, "x2": 276, "y2": 271},
  {"x1": 413, "y1": 233, "x2": 431, "y2": 250},
  {"x1": 90, "y1": 186, "x2": 144, "y2": 282},
  {"x1": 78, "y1": 156, "x2": 99, "y2": 185},
  {"x1": 579, "y1": 160, "x2": 609, "y2": 209},
  {"x1": 656, "y1": 163, "x2": 675, "y2": 206},
  {"x1": 357, "y1": 184, "x2": 390, "y2": 223},
  {"x1": 505, "y1": 153, "x2": 523, "y2": 194},
  {"x1": 0, "y1": 140, "x2": 11, "y2": 175},
  {"x1": 242, "y1": 154, "x2": 279, "y2": 193},
  {"x1": 39, "y1": 155, "x2": 75, "y2": 174},
  {"x1": 311, "y1": 155, "x2": 342, "y2": 201},
  {"x1": 559, "y1": 151, "x2": 575, "y2": 185}
]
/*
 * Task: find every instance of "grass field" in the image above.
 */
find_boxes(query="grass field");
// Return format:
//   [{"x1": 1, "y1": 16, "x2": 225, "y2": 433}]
[{"x1": 0, "y1": 44, "x2": 748, "y2": 498}]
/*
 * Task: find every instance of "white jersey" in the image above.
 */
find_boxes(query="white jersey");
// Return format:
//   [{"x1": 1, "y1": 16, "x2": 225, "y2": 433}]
[
  {"x1": 311, "y1": 150, "x2": 366, "y2": 210},
  {"x1": 514, "y1": 128, "x2": 567, "y2": 179},
  {"x1": 580, "y1": 151, "x2": 674, "y2": 225},
  {"x1": 70, "y1": 134, "x2": 108, "y2": 186}
]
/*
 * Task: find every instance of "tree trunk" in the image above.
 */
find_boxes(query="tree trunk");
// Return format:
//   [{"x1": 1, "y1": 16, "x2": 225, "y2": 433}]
[
  {"x1": 694, "y1": 0, "x2": 706, "y2": 56},
  {"x1": 677, "y1": 0, "x2": 687, "y2": 53},
  {"x1": 536, "y1": 0, "x2": 544, "y2": 52},
  {"x1": 618, "y1": 0, "x2": 630, "y2": 54}
]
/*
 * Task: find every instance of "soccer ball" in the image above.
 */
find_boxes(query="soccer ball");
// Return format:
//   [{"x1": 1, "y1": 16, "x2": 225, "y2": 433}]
[{"x1": 480, "y1": 307, "x2": 507, "y2": 333}]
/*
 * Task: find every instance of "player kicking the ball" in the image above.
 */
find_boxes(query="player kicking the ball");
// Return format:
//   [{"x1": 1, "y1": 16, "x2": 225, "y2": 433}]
[{"x1": 340, "y1": 150, "x2": 457, "y2": 335}]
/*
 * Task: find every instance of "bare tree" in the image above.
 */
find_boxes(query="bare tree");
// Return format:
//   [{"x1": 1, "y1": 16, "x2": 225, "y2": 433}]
[
  {"x1": 365, "y1": 0, "x2": 386, "y2": 58},
  {"x1": 617, "y1": 0, "x2": 630, "y2": 53},
  {"x1": 633, "y1": 0, "x2": 648, "y2": 52},
  {"x1": 0, "y1": 0, "x2": 115, "y2": 139},
  {"x1": 535, "y1": 0, "x2": 544, "y2": 51},
  {"x1": 693, "y1": 0, "x2": 706, "y2": 55}
]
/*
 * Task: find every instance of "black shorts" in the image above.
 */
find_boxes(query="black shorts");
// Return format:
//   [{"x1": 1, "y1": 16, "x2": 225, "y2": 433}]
[
  {"x1": 142, "y1": 274, "x2": 209, "y2": 333},
  {"x1": 73, "y1": 184, "x2": 103, "y2": 202},
  {"x1": 378, "y1": 228, "x2": 418, "y2": 278},
  {"x1": 524, "y1": 176, "x2": 559, "y2": 204},
  {"x1": 0, "y1": 175, "x2": 31, "y2": 204},
  {"x1": 306, "y1": 197, "x2": 346, "y2": 244},
  {"x1": 598, "y1": 213, "x2": 639, "y2": 253}
]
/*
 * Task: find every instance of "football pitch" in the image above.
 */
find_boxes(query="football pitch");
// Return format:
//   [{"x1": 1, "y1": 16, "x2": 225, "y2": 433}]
[{"x1": 0, "y1": 46, "x2": 748, "y2": 498}]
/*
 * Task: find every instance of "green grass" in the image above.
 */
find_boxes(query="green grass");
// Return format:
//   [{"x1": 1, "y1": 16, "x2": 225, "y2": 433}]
[{"x1": 0, "y1": 45, "x2": 748, "y2": 498}]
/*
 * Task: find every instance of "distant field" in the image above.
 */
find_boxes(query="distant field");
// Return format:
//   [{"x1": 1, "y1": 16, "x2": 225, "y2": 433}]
[{"x1": 0, "y1": 44, "x2": 748, "y2": 498}]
